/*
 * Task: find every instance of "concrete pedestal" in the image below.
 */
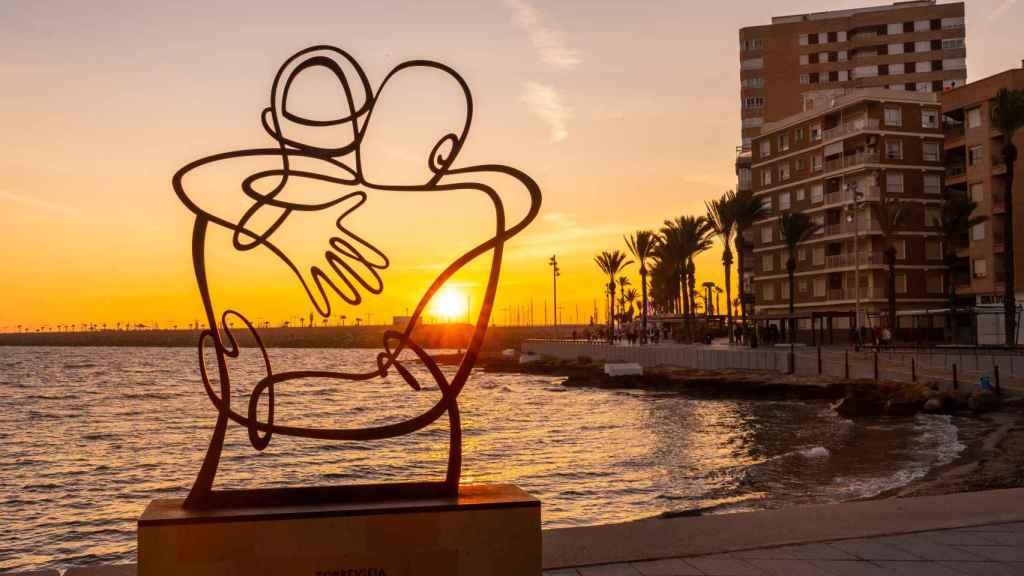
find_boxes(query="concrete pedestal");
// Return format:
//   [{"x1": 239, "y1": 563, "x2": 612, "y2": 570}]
[{"x1": 137, "y1": 484, "x2": 540, "y2": 576}]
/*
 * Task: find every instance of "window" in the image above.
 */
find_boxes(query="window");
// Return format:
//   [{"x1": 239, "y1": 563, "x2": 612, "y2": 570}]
[
  {"x1": 853, "y1": 65, "x2": 878, "y2": 78},
  {"x1": 969, "y1": 145, "x2": 984, "y2": 167},
  {"x1": 743, "y1": 96, "x2": 765, "y2": 109},
  {"x1": 799, "y1": 279, "x2": 808, "y2": 293},
  {"x1": 779, "y1": 133, "x2": 789, "y2": 152},
  {"x1": 763, "y1": 281, "x2": 775, "y2": 301},
  {"x1": 811, "y1": 155, "x2": 823, "y2": 172},
  {"x1": 925, "y1": 206, "x2": 941, "y2": 227},
  {"x1": 812, "y1": 214, "x2": 825, "y2": 235},
  {"x1": 886, "y1": 139, "x2": 903, "y2": 160},
  {"x1": 798, "y1": 247, "x2": 807, "y2": 262},
  {"x1": 763, "y1": 195, "x2": 773, "y2": 211},
  {"x1": 762, "y1": 254, "x2": 774, "y2": 272},
  {"x1": 914, "y1": 19, "x2": 930, "y2": 32},
  {"x1": 890, "y1": 62, "x2": 905, "y2": 75},
  {"x1": 796, "y1": 188, "x2": 806, "y2": 201},
  {"x1": 741, "y1": 58, "x2": 764, "y2": 70},
  {"x1": 943, "y1": 58, "x2": 966, "y2": 70},
  {"x1": 967, "y1": 107, "x2": 982, "y2": 128},
  {"x1": 810, "y1": 183, "x2": 824, "y2": 203},
  {"x1": 886, "y1": 172, "x2": 904, "y2": 193},
  {"x1": 762, "y1": 226, "x2": 773, "y2": 243},
  {"x1": 800, "y1": 54, "x2": 810, "y2": 65},
  {"x1": 796, "y1": 158, "x2": 806, "y2": 171},
  {"x1": 799, "y1": 34, "x2": 809, "y2": 46},
  {"x1": 924, "y1": 173, "x2": 941, "y2": 195},
  {"x1": 917, "y1": 60, "x2": 932, "y2": 73},
  {"x1": 974, "y1": 258, "x2": 988, "y2": 278},
  {"x1": 915, "y1": 40, "x2": 930, "y2": 52},
  {"x1": 795, "y1": 127, "x2": 805, "y2": 142},
  {"x1": 800, "y1": 73, "x2": 811, "y2": 85},
  {"x1": 896, "y1": 273, "x2": 908, "y2": 294},
  {"x1": 942, "y1": 38, "x2": 965, "y2": 50},
  {"x1": 972, "y1": 222, "x2": 986, "y2": 241},
  {"x1": 926, "y1": 240, "x2": 943, "y2": 260},
  {"x1": 779, "y1": 191, "x2": 791, "y2": 209},
  {"x1": 894, "y1": 239, "x2": 907, "y2": 260},
  {"x1": 887, "y1": 23, "x2": 902, "y2": 35},
  {"x1": 761, "y1": 170, "x2": 773, "y2": 186},
  {"x1": 741, "y1": 77, "x2": 764, "y2": 89},
  {"x1": 921, "y1": 110, "x2": 938, "y2": 128},
  {"x1": 780, "y1": 281, "x2": 789, "y2": 300},
  {"x1": 927, "y1": 273, "x2": 944, "y2": 294},
  {"x1": 916, "y1": 82, "x2": 932, "y2": 93},
  {"x1": 970, "y1": 182, "x2": 984, "y2": 202},
  {"x1": 740, "y1": 38, "x2": 764, "y2": 51},
  {"x1": 884, "y1": 107, "x2": 902, "y2": 126},
  {"x1": 759, "y1": 140, "x2": 771, "y2": 158},
  {"x1": 813, "y1": 277, "x2": 826, "y2": 297},
  {"x1": 923, "y1": 141, "x2": 940, "y2": 162},
  {"x1": 813, "y1": 246, "x2": 825, "y2": 266},
  {"x1": 779, "y1": 164, "x2": 791, "y2": 181},
  {"x1": 743, "y1": 117, "x2": 764, "y2": 128},
  {"x1": 810, "y1": 124, "x2": 822, "y2": 141},
  {"x1": 941, "y1": 17, "x2": 965, "y2": 29},
  {"x1": 889, "y1": 42, "x2": 904, "y2": 54}
]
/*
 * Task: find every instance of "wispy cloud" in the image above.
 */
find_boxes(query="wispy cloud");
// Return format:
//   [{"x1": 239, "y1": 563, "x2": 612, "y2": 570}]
[
  {"x1": 990, "y1": 0, "x2": 1018, "y2": 20},
  {"x1": 507, "y1": 212, "x2": 626, "y2": 258},
  {"x1": 505, "y1": 0, "x2": 581, "y2": 69},
  {"x1": 0, "y1": 188, "x2": 76, "y2": 214},
  {"x1": 522, "y1": 81, "x2": 571, "y2": 143}
]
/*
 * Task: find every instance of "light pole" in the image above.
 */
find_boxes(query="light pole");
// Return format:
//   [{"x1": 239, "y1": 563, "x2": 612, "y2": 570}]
[
  {"x1": 548, "y1": 255, "x2": 560, "y2": 334},
  {"x1": 845, "y1": 181, "x2": 865, "y2": 350}
]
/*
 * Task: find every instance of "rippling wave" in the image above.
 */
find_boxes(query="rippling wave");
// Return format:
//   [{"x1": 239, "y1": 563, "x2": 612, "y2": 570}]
[{"x1": 0, "y1": 346, "x2": 962, "y2": 573}]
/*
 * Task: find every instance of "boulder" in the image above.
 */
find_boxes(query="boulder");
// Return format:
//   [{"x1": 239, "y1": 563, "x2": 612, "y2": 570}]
[
  {"x1": 884, "y1": 398, "x2": 921, "y2": 416},
  {"x1": 968, "y1": 390, "x2": 1000, "y2": 413}
]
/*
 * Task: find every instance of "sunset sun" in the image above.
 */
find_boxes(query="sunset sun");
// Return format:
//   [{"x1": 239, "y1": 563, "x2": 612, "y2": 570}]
[{"x1": 430, "y1": 285, "x2": 469, "y2": 321}]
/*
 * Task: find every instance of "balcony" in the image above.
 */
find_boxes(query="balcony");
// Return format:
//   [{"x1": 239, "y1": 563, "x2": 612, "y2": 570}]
[
  {"x1": 824, "y1": 152, "x2": 880, "y2": 173},
  {"x1": 827, "y1": 286, "x2": 886, "y2": 300},
  {"x1": 821, "y1": 118, "x2": 880, "y2": 142},
  {"x1": 823, "y1": 220, "x2": 881, "y2": 236},
  {"x1": 826, "y1": 252, "x2": 885, "y2": 268},
  {"x1": 947, "y1": 164, "x2": 967, "y2": 183},
  {"x1": 824, "y1": 185, "x2": 881, "y2": 205}
]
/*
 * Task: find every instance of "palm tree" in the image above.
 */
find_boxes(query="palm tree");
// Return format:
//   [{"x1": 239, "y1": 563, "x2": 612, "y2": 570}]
[
  {"x1": 623, "y1": 288, "x2": 639, "y2": 321},
  {"x1": 617, "y1": 276, "x2": 632, "y2": 320},
  {"x1": 677, "y1": 216, "x2": 714, "y2": 340},
  {"x1": 731, "y1": 190, "x2": 767, "y2": 334},
  {"x1": 707, "y1": 191, "x2": 738, "y2": 342},
  {"x1": 778, "y1": 212, "x2": 820, "y2": 345},
  {"x1": 993, "y1": 88, "x2": 1024, "y2": 345},
  {"x1": 658, "y1": 220, "x2": 687, "y2": 315},
  {"x1": 875, "y1": 199, "x2": 906, "y2": 334},
  {"x1": 935, "y1": 193, "x2": 988, "y2": 341},
  {"x1": 625, "y1": 230, "x2": 658, "y2": 342},
  {"x1": 594, "y1": 250, "x2": 633, "y2": 341}
]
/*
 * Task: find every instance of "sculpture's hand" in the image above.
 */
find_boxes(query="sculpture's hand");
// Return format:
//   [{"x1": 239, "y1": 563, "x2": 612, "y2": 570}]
[{"x1": 265, "y1": 191, "x2": 389, "y2": 317}]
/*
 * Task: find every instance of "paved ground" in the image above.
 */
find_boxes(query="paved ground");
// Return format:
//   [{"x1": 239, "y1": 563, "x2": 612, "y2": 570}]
[{"x1": 544, "y1": 521, "x2": 1024, "y2": 576}]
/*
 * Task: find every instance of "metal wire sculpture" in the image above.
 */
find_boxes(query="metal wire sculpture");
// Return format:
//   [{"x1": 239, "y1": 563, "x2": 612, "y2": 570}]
[{"x1": 172, "y1": 46, "x2": 541, "y2": 509}]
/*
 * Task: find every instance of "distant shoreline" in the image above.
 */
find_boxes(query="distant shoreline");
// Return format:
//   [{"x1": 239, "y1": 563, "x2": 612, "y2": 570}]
[{"x1": 0, "y1": 324, "x2": 586, "y2": 352}]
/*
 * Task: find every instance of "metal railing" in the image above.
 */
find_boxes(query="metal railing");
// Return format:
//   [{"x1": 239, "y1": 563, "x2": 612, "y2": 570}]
[
  {"x1": 826, "y1": 251, "x2": 885, "y2": 268},
  {"x1": 823, "y1": 220, "x2": 881, "y2": 236},
  {"x1": 821, "y1": 118, "x2": 880, "y2": 141},
  {"x1": 824, "y1": 185, "x2": 881, "y2": 205},
  {"x1": 824, "y1": 152, "x2": 880, "y2": 173},
  {"x1": 827, "y1": 286, "x2": 886, "y2": 300}
]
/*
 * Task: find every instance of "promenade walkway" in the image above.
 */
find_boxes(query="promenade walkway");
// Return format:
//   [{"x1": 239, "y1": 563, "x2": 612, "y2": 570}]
[
  {"x1": 523, "y1": 339, "x2": 1024, "y2": 391},
  {"x1": 543, "y1": 488, "x2": 1024, "y2": 576}
]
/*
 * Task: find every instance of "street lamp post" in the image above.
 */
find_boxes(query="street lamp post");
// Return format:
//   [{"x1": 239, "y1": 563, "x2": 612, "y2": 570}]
[
  {"x1": 845, "y1": 182, "x2": 865, "y2": 350},
  {"x1": 548, "y1": 255, "x2": 560, "y2": 335}
]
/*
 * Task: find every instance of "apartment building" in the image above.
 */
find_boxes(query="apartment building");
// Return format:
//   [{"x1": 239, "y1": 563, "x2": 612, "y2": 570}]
[
  {"x1": 738, "y1": 1, "x2": 966, "y2": 150},
  {"x1": 941, "y1": 65, "x2": 1024, "y2": 310},
  {"x1": 747, "y1": 89, "x2": 948, "y2": 331}
]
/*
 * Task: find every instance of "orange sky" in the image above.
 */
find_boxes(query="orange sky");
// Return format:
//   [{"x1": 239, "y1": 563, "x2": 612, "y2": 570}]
[{"x1": 2, "y1": 0, "x2": 1022, "y2": 331}]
